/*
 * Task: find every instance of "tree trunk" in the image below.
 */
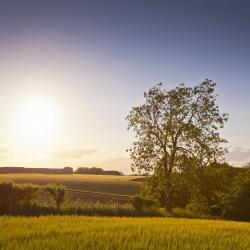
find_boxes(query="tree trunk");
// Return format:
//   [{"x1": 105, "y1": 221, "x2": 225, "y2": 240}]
[
  {"x1": 164, "y1": 148, "x2": 176, "y2": 212},
  {"x1": 164, "y1": 165, "x2": 173, "y2": 212},
  {"x1": 165, "y1": 178, "x2": 173, "y2": 212},
  {"x1": 56, "y1": 202, "x2": 60, "y2": 212}
]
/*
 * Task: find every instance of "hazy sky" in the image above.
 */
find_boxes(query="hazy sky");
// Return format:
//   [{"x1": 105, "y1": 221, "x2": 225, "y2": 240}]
[{"x1": 0, "y1": 0, "x2": 250, "y2": 173}]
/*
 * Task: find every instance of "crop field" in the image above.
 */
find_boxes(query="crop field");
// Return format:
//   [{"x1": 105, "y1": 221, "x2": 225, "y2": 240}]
[
  {"x1": 0, "y1": 216, "x2": 249, "y2": 250},
  {"x1": 0, "y1": 174, "x2": 142, "y2": 204},
  {"x1": 0, "y1": 174, "x2": 141, "y2": 195}
]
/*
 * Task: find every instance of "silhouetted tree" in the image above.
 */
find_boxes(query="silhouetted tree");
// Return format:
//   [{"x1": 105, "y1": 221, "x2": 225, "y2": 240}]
[
  {"x1": 46, "y1": 185, "x2": 66, "y2": 211},
  {"x1": 126, "y1": 79, "x2": 228, "y2": 211}
]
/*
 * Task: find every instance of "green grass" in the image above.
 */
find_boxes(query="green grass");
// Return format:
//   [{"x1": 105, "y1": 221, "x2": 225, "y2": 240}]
[
  {"x1": 0, "y1": 174, "x2": 141, "y2": 196},
  {"x1": 0, "y1": 216, "x2": 249, "y2": 250}
]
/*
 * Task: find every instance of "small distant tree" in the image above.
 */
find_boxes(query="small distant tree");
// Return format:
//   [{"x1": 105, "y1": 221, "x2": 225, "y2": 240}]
[
  {"x1": 127, "y1": 79, "x2": 228, "y2": 211},
  {"x1": 46, "y1": 185, "x2": 66, "y2": 211}
]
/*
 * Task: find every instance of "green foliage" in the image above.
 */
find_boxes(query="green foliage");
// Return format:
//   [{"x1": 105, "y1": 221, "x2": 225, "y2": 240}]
[
  {"x1": 0, "y1": 179, "x2": 162, "y2": 217},
  {"x1": 63, "y1": 202, "x2": 163, "y2": 217},
  {"x1": 141, "y1": 169, "x2": 167, "y2": 207},
  {"x1": 130, "y1": 194, "x2": 159, "y2": 212},
  {"x1": 187, "y1": 163, "x2": 249, "y2": 217},
  {"x1": 224, "y1": 169, "x2": 250, "y2": 220},
  {"x1": 141, "y1": 161, "x2": 250, "y2": 220},
  {"x1": 21, "y1": 183, "x2": 39, "y2": 207},
  {"x1": 187, "y1": 163, "x2": 235, "y2": 216},
  {"x1": 127, "y1": 79, "x2": 228, "y2": 210},
  {"x1": 46, "y1": 184, "x2": 66, "y2": 211},
  {"x1": 187, "y1": 194, "x2": 210, "y2": 215},
  {"x1": 142, "y1": 169, "x2": 192, "y2": 209},
  {"x1": 1, "y1": 168, "x2": 249, "y2": 220},
  {"x1": 130, "y1": 195, "x2": 144, "y2": 211}
]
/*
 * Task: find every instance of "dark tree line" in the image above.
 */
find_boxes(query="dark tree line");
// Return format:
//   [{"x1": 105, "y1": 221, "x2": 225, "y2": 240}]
[
  {"x1": 0, "y1": 167, "x2": 123, "y2": 176},
  {"x1": 75, "y1": 167, "x2": 123, "y2": 176},
  {"x1": 0, "y1": 167, "x2": 73, "y2": 174}
]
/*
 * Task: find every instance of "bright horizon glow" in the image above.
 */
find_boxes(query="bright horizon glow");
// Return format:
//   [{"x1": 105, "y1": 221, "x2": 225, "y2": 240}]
[{"x1": 15, "y1": 97, "x2": 57, "y2": 148}]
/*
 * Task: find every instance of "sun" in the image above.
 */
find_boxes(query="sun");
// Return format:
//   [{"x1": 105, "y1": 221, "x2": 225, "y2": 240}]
[{"x1": 15, "y1": 96, "x2": 57, "y2": 147}]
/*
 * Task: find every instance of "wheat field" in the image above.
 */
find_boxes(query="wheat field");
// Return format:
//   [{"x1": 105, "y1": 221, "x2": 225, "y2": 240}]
[{"x1": 0, "y1": 216, "x2": 249, "y2": 250}]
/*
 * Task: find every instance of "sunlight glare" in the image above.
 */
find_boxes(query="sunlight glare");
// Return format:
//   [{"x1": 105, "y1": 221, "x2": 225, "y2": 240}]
[{"x1": 16, "y1": 97, "x2": 57, "y2": 147}]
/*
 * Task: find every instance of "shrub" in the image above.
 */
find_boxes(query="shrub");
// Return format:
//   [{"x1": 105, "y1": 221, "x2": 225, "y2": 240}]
[
  {"x1": 224, "y1": 169, "x2": 250, "y2": 221},
  {"x1": 0, "y1": 182, "x2": 38, "y2": 214},
  {"x1": 21, "y1": 184, "x2": 38, "y2": 208},
  {"x1": 187, "y1": 194, "x2": 210, "y2": 215},
  {"x1": 46, "y1": 184, "x2": 66, "y2": 211},
  {"x1": 131, "y1": 195, "x2": 159, "y2": 212}
]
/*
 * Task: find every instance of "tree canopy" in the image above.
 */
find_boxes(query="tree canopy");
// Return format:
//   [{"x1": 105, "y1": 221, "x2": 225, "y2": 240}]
[{"x1": 127, "y1": 79, "x2": 228, "y2": 210}]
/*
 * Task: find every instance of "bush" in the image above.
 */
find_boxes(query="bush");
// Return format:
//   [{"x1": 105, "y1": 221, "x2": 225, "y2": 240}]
[
  {"x1": 21, "y1": 184, "x2": 39, "y2": 208},
  {"x1": 130, "y1": 195, "x2": 159, "y2": 212},
  {"x1": 224, "y1": 169, "x2": 250, "y2": 221},
  {"x1": 187, "y1": 164, "x2": 240, "y2": 216},
  {"x1": 0, "y1": 182, "x2": 38, "y2": 214},
  {"x1": 46, "y1": 184, "x2": 66, "y2": 211},
  {"x1": 187, "y1": 194, "x2": 210, "y2": 215}
]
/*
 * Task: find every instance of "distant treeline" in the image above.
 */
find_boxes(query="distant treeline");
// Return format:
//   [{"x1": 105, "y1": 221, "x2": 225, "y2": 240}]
[
  {"x1": 0, "y1": 167, "x2": 73, "y2": 174},
  {"x1": 75, "y1": 167, "x2": 123, "y2": 176},
  {"x1": 0, "y1": 167, "x2": 123, "y2": 176}
]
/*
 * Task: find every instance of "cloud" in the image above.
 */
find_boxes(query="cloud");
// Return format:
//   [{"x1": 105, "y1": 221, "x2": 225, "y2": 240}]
[
  {"x1": 52, "y1": 149, "x2": 97, "y2": 159},
  {"x1": 226, "y1": 147, "x2": 250, "y2": 162}
]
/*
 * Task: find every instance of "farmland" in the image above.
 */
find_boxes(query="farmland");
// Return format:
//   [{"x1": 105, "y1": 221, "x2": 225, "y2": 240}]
[
  {"x1": 0, "y1": 216, "x2": 249, "y2": 250},
  {"x1": 0, "y1": 174, "x2": 141, "y2": 195},
  {"x1": 0, "y1": 174, "x2": 143, "y2": 204}
]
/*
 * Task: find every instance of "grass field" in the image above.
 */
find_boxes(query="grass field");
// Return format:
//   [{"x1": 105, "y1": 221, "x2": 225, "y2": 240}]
[
  {"x1": 0, "y1": 174, "x2": 141, "y2": 195},
  {"x1": 0, "y1": 216, "x2": 249, "y2": 250}
]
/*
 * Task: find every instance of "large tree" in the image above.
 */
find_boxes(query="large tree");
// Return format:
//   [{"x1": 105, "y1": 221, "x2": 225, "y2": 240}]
[{"x1": 126, "y1": 79, "x2": 228, "y2": 211}]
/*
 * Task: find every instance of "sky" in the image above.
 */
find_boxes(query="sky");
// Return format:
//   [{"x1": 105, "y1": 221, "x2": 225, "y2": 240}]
[{"x1": 0, "y1": 0, "x2": 250, "y2": 173}]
